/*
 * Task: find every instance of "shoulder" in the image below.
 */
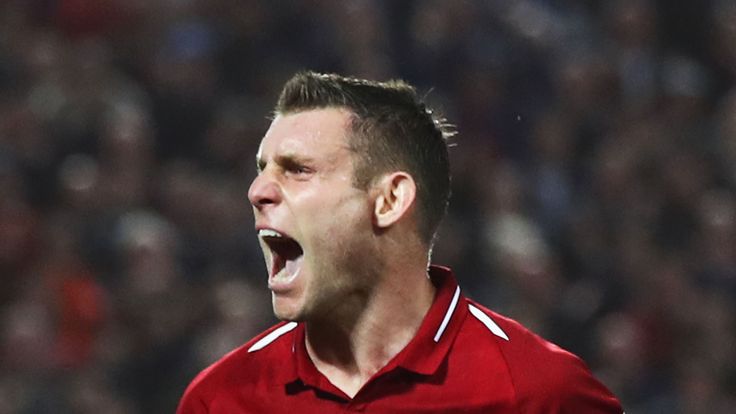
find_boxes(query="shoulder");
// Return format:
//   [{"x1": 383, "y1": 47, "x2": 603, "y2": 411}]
[
  {"x1": 176, "y1": 321, "x2": 298, "y2": 413},
  {"x1": 462, "y1": 300, "x2": 623, "y2": 413}
]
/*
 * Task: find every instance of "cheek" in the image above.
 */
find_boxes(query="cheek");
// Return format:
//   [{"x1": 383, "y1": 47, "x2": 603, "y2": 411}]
[
  {"x1": 304, "y1": 205, "x2": 371, "y2": 264},
  {"x1": 296, "y1": 188, "x2": 374, "y2": 256},
  {"x1": 315, "y1": 213, "x2": 377, "y2": 271},
  {"x1": 306, "y1": 191, "x2": 372, "y2": 231}
]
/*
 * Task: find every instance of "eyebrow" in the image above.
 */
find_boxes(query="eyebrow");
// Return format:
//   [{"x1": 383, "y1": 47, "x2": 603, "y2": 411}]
[{"x1": 256, "y1": 153, "x2": 315, "y2": 172}]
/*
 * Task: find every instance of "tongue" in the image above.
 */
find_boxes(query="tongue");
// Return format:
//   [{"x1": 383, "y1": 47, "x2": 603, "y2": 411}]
[
  {"x1": 284, "y1": 254, "x2": 304, "y2": 278},
  {"x1": 271, "y1": 239, "x2": 303, "y2": 282}
]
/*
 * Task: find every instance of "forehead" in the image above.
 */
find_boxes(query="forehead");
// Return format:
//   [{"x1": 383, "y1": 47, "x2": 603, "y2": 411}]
[{"x1": 258, "y1": 108, "x2": 353, "y2": 157}]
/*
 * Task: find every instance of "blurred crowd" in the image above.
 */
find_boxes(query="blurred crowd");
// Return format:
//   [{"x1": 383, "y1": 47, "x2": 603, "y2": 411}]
[{"x1": 1, "y1": 0, "x2": 735, "y2": 412}]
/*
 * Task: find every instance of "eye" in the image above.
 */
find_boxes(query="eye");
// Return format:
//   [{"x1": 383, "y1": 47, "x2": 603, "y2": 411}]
[
  {"x1": 282, "y1": 160, "x2": 314, "y2": 178},
  {"x1": 289, "y1": 164, "x2": 313, "y2": 175}
]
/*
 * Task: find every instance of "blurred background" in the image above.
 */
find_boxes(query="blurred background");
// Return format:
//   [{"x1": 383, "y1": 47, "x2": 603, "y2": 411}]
[{"x1": 1, "y1": 0, "x2": 735, "y2": 412}]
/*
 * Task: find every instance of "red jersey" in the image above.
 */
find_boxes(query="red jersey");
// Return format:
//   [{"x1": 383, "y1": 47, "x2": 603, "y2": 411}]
[{"x1": 178, "y1": 266, "x2": 623, "y2": 413}]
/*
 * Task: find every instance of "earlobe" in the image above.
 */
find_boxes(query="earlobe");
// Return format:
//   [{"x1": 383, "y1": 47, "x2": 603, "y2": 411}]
[{"x1": 374, "y1": 172, "x2": 416, "y2": 229}]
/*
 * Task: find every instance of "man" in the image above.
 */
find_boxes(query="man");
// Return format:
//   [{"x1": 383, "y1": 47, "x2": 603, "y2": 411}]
[{"x1": 177, "y1": 72, "x2": 623, "y2": 413}]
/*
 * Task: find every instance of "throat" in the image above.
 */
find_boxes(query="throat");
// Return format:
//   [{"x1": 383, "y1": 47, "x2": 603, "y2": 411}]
[
  {"x1": 302, "y1": 268, "x2": 437, "y2": 398},
  {"x1": 303, "y1": 311, "x2": 419, "y2": 398},
  {"x1": 304, "y1": 328, "x2": 383, "y2": 399}
]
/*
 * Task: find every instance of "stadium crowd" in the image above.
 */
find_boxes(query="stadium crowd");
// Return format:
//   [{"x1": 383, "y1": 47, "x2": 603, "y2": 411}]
[{"x1": 0, "y1": 0, "x2": 735, "y2": 412}]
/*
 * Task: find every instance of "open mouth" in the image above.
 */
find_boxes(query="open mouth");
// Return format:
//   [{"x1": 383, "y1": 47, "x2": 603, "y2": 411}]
[{"x1": 259, "y1": 229, "x2": 304, "y2": 288}]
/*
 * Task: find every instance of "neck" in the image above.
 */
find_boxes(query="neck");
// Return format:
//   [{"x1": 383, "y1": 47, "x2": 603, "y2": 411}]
[{"x1": 304, "y1": 263, "x2": 436, "y2": 398}]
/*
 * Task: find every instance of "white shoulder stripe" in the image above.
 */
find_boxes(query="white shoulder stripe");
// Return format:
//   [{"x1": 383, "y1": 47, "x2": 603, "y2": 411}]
[
  {"x1": 434, "y1": 286, "x2": 461, "y2": 342},
  {"x1": 247, "y1": 321, "x2": 298, "y2": 353},
  {"x1": 468, "y1": 304, "x2": 509, "y2": 341}
]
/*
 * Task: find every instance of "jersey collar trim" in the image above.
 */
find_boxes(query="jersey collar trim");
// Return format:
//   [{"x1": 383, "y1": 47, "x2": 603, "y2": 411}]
[
  {"x1": 390, "y1": 265, "x2": 468, "y2": 375},
  {"x1": 247, "y1": 321, "x2": 298, "y2": 353}
]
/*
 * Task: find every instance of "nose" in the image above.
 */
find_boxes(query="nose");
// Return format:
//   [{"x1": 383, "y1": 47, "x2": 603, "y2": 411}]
[{"x1": 248, "y1": 170, "x2": 281, "y2": 209}]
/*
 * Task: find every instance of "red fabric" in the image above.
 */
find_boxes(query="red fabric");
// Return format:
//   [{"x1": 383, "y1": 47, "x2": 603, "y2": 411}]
[
  {"x1": 52, "y1": 264, "x2": 107, "y2": 367},
  {"x1": 178, "y1": 266, "x2": 623, "y2": 413},
  {"x1": 55, "y1": 0, "x2": 128, "y2": 37}
]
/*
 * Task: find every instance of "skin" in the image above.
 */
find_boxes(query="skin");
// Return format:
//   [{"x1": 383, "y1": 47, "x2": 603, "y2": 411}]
[
  {"x1": 248, "y1": 107, "x2": 436, "y2": 397},
  {"x1": 249, "y1": 108, "x2": 381, "y2": 321}
]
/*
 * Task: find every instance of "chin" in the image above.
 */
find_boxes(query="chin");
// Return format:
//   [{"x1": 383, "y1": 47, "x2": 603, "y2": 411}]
[{"x1": 272, "y1": 299, "x2": 305, "y2": 322}]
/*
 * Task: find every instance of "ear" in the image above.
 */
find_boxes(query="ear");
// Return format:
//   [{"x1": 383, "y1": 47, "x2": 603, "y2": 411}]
[{"x1": 373, "y1": 172, "x2": 417, "y2": 230}]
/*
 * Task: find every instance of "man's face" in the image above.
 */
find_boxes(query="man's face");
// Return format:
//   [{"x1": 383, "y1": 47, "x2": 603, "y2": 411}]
[{"x1": 248, "y1": 108, "x2": 380, "y2": 321}]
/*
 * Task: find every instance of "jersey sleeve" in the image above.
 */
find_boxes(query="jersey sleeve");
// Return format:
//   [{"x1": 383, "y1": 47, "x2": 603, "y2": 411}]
[
  {"x1": 548, "y1": 351, "x2": 623, "y2": 413},
  {"x1": 176, "y1": 392, "x2": 206, "y2": 414},
  {"x1": 176, "y1": 366, "x2": 214, "y2": 414},
  {"x1": 175, "y1": 321, "x2": 297, "y2": 414},
  {"x1": 490, "y1": 311, "x2": 624, "y2": 413}
]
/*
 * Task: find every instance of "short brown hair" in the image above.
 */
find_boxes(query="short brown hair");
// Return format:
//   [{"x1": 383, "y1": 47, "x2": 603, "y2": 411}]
[{"x1": 275, "y1": 71, "x2": 453, "y2": 245}]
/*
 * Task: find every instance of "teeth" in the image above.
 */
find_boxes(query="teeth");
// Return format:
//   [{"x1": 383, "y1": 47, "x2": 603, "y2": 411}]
[{"x1": 259, "y1": 229, "x2": 283, "y2": 238}]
